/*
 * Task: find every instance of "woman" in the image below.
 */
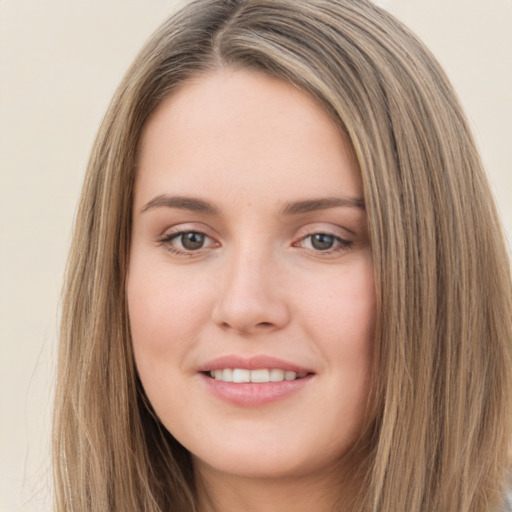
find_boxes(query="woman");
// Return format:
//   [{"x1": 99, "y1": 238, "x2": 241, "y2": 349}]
[{"x1": 53, "y1": 0, "x2": 512, "y2": 510}]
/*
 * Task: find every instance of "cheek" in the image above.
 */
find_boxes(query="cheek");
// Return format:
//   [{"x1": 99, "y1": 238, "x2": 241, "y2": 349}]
[
  {"x1": 128, "y1": 260, "x2": 209, "y2": 339},
  {"x1": 297, "y1": 259, "x2": 376, "y2": 405},
  {"x1": 299, "y1": 259, "x2": 376, "y2": 345},
  {"x1": 126, "y1": 260, "x2": 216, "y2": 390},
  {"x1": 126, "y1": 266, "x2": 209, "y2": 422}
]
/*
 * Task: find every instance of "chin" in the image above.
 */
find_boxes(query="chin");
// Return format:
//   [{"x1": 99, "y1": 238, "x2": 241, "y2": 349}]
[
  {"x1": 194, "y1": 453, "x2": 317, "y2": 480},
  {"x1": 188, "y1": 431, "x2": 352, "y2": 482}
]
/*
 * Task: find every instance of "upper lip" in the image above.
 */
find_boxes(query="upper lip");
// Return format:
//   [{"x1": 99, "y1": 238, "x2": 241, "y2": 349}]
[{"x1": 197, "y1": 355, "x2": 313, "y2": 374}]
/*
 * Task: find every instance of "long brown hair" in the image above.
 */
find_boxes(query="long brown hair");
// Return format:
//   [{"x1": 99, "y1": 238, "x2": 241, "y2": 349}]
[{"x1": 53, "y1": 0, "x2": 512, "y2": 510}]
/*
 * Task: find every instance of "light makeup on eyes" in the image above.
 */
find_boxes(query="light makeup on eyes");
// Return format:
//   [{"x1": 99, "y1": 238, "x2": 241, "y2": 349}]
[
  {"x1": 158, "y1": 229, "x2": 218, "y2": 256},
  {"x1": 158, "y1": 226, "x2": 355, "y2": 257},
  {"x1": 296, "y1": 232, "x2": 353, "y2": 253}
]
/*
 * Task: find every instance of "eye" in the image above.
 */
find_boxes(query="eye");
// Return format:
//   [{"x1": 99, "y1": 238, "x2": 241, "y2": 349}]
[
  {"x1": 176, "y1": 231, "x2": 207, "y2": 251},
  {"x1": 159, "y1": 230, "x2": 217, "y2": 255},
  {"x1": 309, "y1": 233, "x2": 337, "y2": 251},
  {"x1": 296, "y1": 232, "x2": 353, "y2": 254}
]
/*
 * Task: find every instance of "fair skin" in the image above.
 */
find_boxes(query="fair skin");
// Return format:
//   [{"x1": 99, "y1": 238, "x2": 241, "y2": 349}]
[{"x1": 127, "y1": 67, "x2": 375, "y2": 512}]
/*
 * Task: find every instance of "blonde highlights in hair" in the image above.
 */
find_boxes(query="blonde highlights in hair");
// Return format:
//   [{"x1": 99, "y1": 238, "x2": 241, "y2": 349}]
[{"x1": 53, "y1": 1, "x2": 512, "y2": 510}]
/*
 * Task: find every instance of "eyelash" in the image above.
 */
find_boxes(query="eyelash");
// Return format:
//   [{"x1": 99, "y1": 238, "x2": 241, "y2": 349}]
[
  {"x1": 295, "y1": 232, "x2": 354, "y2": 255},
  {"x1": 158, "y1": 230, "x2": 354, "y2": 257},
  {"x1": 158, "y1": 230, "x2": 216, "y2": 257}
]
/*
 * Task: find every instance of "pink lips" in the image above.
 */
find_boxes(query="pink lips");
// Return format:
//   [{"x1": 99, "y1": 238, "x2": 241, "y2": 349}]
[
  {"x1": 197, "y1": 355, "x2": 311, "y2": 374},
  {"x1": 198, "y1": 355, "x2": 314, "y2": 407}
]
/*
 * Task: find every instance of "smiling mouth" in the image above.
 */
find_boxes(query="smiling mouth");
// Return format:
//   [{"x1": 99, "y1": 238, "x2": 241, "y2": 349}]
[{"x1": 206, "y1": 368, "x2": 310, "y2": 383}]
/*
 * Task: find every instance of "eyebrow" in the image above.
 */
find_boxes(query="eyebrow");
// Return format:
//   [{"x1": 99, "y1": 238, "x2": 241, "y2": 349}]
[
  {"x1": 140, "y1": 194, "x2": 365, "y2": 215},
  {"x1": 141, "y1": 195, "x2": 220, "y2": 214},
  {"x1": 280, "y1": 196, "x2": 365, "y2": 215}
]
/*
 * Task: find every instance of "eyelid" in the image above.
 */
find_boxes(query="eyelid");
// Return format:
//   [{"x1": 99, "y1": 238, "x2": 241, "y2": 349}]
[
  {"x1": 293, "y1": 222, "x2": 354, "y2": 241},
  {"x1": 155, "y1": 222, "x2": 358, "y2": 257},
  {"x1": 157, "y1": 223, "x2": 220, "y2": 255},
  {"x1": 292, "y1": 224, "x2": 355, "y2": 255},
  {"x1": 295, "y1": 233, "x2": 353, "y2": 253},
  {"x1": 157, "y1": 222, "x2": 216, "y2": 240}
]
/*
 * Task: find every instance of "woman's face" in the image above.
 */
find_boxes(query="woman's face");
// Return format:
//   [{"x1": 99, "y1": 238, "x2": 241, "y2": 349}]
[{"x1": 127, "y1": 68, "x2": 375, "y2": 482}]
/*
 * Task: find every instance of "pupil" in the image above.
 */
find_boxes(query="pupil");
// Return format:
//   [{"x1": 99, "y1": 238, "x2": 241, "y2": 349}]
[
  {"x1": 311, "y1": 233, "x2": 334, "y2": 250},
  {"x1": 182, "y1": 232, "x2": 204, "y2": 250}
]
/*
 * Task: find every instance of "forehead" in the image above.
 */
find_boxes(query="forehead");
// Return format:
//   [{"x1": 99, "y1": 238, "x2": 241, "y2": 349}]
[{"x1": 135, "y1": 68, "x2": 362, "y2": 208}]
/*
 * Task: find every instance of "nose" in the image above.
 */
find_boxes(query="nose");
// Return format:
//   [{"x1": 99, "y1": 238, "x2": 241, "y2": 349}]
[{"x1": 211, "y1": 247, "x2": 290, "y2": 335}]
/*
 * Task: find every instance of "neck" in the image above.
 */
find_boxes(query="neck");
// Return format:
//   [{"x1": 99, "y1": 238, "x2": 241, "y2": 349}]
[{"x1": 194, "y1": 458, "x2": 364, "y2": 512}]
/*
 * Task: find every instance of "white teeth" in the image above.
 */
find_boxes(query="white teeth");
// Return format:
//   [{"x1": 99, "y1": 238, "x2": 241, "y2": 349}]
[
  {"x1": 269, "y1": 369, "x2": 285, "y2": 382},
  {"x1": 250, "y1": 369, "x2": 269, "y2": 383},
  {"x1": 209, "y1": 368, "x2": 304, "y2": 383},
  {"x1": 232, "y1": 369, "x2": 250, "y2": 383}
]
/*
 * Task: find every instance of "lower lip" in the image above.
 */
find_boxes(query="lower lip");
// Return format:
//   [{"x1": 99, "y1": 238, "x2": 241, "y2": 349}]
[{"x1": 200, "y1": 373, "x2": 314, "y2": 407}]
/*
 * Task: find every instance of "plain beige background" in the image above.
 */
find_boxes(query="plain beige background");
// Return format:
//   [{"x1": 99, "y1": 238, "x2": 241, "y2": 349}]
[{"x1": 1, "y1": 1, "x2": 510, "y2": 510}]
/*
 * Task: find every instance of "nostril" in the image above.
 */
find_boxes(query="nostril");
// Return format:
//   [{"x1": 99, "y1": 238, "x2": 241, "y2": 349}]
[
  {"x1": 212, "y1": 293, "x2": 290, "y2": 333},
  {"x1": 256, "y1": 322, "x2": 273, "y2": 328}
]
